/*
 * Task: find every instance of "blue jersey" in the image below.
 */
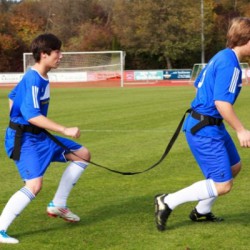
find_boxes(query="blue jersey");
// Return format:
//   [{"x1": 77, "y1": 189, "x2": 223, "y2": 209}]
[
  {"x1": 184, "y1": 48, "x2": 242, "y2": 138},
  {"x1": 192, "y1": 48, "x2": 242, "y2": 117},
  {"x1": 9, "y1": 68, "x2": 50, "y2": 124},
  {"x1": 5, "y1": 68, "x2": 83, "y2": 180}
]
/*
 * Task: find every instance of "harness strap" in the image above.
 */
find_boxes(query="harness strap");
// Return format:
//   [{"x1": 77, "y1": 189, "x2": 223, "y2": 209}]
[
  {"x1": 190, "y1": 109, "x2": 223, "y2": 135},
  {"x1": 8, "y1": 108, "x2": 191, "y2": 175},
  {"x1": 9, "y1": 121, "x2": 43, "y2": 160},
  {"x1": 43, "y1": 108, "x2": 192, "y2": 175}
]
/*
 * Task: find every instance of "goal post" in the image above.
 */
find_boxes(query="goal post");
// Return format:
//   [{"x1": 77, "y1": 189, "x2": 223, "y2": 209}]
[
  {"x1": 190, "y1": 62, "x2": 249, "y2": 84},
  {"x1": 23, "y1": 51, "x2": 126, "y2": 87}
]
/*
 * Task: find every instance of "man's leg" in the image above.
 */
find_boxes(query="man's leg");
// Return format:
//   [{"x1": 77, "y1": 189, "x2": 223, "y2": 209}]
[
  {"x1": 155, "y1": 179, "x2": 218, "y2": 231},
  {"x1": 47, "y1": 161, "x2": 88, "y2": 222},
  {"x1": 0, "y1": 187, "x2": 35, "y2": 244}
]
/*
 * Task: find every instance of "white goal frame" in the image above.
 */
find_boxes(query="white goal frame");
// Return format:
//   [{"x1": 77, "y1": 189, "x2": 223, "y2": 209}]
[
  {"x1": 190, "y1": 62, "x2": 249, "y2": 84},
  {"x1": 23, "y1": 51, "x2": 126, "y2": 87}
]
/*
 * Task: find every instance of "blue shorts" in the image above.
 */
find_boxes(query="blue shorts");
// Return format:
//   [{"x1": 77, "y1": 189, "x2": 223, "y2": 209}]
[
  {"x1": 5, "y1": 129, "x2": 83, "y2": 181},
  {"x1": 185, "y1": 130, "x2": 240, "y2": 183}
]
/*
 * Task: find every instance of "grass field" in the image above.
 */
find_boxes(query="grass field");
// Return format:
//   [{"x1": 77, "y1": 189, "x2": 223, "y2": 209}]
[{"x1": 0, "y1": 85, "x2": 250, "y2": 250}]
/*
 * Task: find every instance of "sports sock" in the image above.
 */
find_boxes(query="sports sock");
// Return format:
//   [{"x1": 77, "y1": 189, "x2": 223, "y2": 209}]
[
  {"x1": 52, "y1": 161, "x2": 88, "y2": 207},
  {"x1": 164, "y1": 179, "x2": 218, "y2": 210},
  {"x1": 0, "y1": 187, "x2": 35, "y2": 231},
  {"x1": 195, "y1": 197, "x2": 217, "y2": 214}
]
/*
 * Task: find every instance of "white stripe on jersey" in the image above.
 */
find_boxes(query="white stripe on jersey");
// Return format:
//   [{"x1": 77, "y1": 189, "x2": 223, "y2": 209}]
[
  {"x1": 40, "y1": 84, "x2": 50, "y2": 100},
  {"x1": 229, "y1": 67, "x2": 240, "y2": 93},
  {"x1": 32, "y1": 86, "x2": 39, "y2": 108},
  {"x1": 197, "y1": 69, "x2": 207, "y2": 88}
]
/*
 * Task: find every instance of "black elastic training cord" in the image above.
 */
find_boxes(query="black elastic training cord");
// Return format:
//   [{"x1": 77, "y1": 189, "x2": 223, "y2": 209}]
[{"x1": 43, "y1": 109, "x2": 191, "y2": 175}]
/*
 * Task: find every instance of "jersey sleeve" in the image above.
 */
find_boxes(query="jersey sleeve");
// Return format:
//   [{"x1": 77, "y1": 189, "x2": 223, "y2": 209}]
[
  {"x1": 8, "y1": 84, "x2": 18, "y2": 100},
  {"x1": 213, "y1": 62, "x2": 241, "y2": 104},
  {"x1": 20, "y1": 75, "x2": 43, "y2": 121}
]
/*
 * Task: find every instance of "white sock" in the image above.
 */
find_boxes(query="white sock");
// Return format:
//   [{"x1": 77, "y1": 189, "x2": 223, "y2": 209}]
[
  {"x1": 164, "y1": 179, "x2": 218, "y2": 210},
  {"x1": 195, "y1": 197, "x2": 217, "y2": 214},
  {"x1": 0, "y1": 187, "x2": 35, "y2": 231},
  {"x1": 52, "y1": 161, "x2": 88, "y2": 207}
]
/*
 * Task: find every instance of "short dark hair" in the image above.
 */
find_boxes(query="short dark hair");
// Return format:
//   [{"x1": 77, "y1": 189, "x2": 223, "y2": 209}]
[
  {"x1": 31, "y1": 33, "x2": 62, "y2": 62},
  {"x1": 226, "y1": 17, "x2": 250, "y2": 48}
]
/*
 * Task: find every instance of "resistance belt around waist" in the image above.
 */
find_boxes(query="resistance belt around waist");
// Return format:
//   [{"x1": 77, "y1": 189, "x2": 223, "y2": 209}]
[
  {"x1": 9, "y1": 121, "x2": 44, "y2": 160},
  {"x1": 190, "y1": 109, "x2": 223, "y2": 135},
  {"x1": 8, "y1": 108, "x2": 191, "y2": 175}
]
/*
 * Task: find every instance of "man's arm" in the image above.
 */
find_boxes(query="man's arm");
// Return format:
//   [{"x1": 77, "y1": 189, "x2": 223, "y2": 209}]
[
  {"x1": 28, "y1": 115, "x2": 80, "y2": 139},
  {"x1": 215, "y1": 100, "x2": 250, "y2": 147}
]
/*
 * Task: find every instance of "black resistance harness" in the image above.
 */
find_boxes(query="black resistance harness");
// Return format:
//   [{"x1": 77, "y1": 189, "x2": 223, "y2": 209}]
[
  {"x1": 8, "y1": 108, "x2": 223, "y2": 175},
  {"x1": 189, "y1": 109, "x2": 223, "y2": 135}
]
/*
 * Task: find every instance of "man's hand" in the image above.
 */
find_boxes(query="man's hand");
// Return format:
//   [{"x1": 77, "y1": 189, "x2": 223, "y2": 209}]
[
  {"x1": 63, "y1": 127, "x2": 81, "y2": 138},
  {"x1": 237, "y1": 129, "x2": 250, "y2": 148}
]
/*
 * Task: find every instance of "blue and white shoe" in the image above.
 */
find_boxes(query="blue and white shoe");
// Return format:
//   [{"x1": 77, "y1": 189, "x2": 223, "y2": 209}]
[
  {"x1": 47, "y1": 201, "x2": 80, "y2": 222},
  {"x1": 0, "y1": 230, "x2": 19, "y2": 244}
]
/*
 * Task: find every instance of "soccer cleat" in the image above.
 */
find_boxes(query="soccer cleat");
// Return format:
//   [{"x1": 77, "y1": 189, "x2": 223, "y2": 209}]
[
  {"x1": 47, "y1": 201, "x2": 80, "y2": 222},
  {"x1": 189, "y1": 208, "x2": 224, "y2": 222},
  {"x1": 0, "y1": 230, "x2": 19, "y2": 244},
  {"x1": 154, "y1": 194, "x2": 172, "y2": 231}
]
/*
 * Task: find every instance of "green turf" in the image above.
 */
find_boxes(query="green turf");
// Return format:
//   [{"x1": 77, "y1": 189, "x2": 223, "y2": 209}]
[{"x1": 0, "y1": 86, "x2": 250, "y2": 250}]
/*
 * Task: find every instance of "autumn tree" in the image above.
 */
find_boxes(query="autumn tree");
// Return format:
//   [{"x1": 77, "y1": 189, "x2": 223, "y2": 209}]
[
  {"x1": 0, "y1": 0, "x2": 47, "y2": 71},
  {"x1": 64, "y1": 0, "x2": 114, "y2": 51},
  {"x1": 111, "y1": 0, "x2": 202, "y2": 69},
  {"x1": 0, "y1": 0, "x2": 250, "y2": 72},
  {"x1": 211, "y1": 0, "x2": 250, "y2": 64}
]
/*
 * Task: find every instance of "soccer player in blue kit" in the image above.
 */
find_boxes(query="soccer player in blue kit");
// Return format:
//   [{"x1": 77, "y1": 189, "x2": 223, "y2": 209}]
[
  {"x1": 0, "y1": 33, "x2": 91, "y2": 244},
  {"x1": 155, "y1": 17, "x2": 250, "y2": 231}
]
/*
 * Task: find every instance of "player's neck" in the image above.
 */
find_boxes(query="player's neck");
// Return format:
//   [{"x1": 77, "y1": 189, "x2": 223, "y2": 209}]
[
  {"x1": 232, "y1": 48, "x2": 242, "y2": 62},
  {"x1": 232, "y1": 42, "x2": 250, "y2": 61},
  {"x1": 33, "y1": 63, "x2": 50, "y2": 78}
]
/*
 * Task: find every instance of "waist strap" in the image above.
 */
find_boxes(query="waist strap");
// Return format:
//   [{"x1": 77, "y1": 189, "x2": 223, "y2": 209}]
[
  {"x1": 9, "y1": 121, "x2": 44, "y2": 160},
  {"x1": 190, "y1": 110, "x2": 223, "y2": 135}
]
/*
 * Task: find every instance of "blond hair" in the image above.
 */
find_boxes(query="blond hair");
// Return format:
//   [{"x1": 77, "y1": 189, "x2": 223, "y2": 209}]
[{"x1": 226, "y1": 17, "x2": 250, "y2": 48}]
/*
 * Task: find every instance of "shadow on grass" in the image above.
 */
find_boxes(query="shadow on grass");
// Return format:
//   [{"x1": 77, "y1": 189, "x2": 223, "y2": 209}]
[
  {"x1": 14, "y1": 194, "x2": 156, "y2": 238},
  {"x1": 13, "y1": 195, "x2": 250, "y2": 239}
]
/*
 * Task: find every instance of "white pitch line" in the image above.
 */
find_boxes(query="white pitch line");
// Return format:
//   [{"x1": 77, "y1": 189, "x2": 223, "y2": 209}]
[
  {"x1": 81, "y1": 129, "x2": 170, "y2": 133},
  {"x1": 0, "y1": 128, "x2": 173, "y2": 133}
]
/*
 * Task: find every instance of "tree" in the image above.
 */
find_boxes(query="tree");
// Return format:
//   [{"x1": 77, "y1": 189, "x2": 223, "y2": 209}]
[
  {"x1": 111, "y1": 0, "x2": 201, "y2": 69},
  {"x1": 0, "y1": 0, "x2": 249, "y2": 72},
  {"x1": 0, "y1": 0, "x2": 47, "y2": 71},
  {"x1": 211, "y1": 0, "x2": 250, "y2": 64},
  {"x1": 66, "y1": 22, "x2": 113, "y2": 51},
  {"x1": 43, "y1": 0, "x2": 98, "y2": 44},
  {"x1": 10, "y1": 1, "x2": 46, "y2": 45}
]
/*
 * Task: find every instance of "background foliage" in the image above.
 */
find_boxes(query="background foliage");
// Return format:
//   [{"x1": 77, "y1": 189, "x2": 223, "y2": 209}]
[{"x1": 0, "y1": 0, "x2": 250, "y2": 72}]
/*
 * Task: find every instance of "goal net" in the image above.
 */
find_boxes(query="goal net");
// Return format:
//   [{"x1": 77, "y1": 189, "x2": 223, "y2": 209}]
[
  {"x1": 190, "y1": 63, "x2": 249, "y2": 84},
  {"x1": 23, "y1": 51, "x2": 126, "y2": 87}
]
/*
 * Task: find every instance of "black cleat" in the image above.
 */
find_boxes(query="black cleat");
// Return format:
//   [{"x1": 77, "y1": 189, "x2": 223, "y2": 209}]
[
  {"x1": 189, "y1": 208, "x2": 224, "y2": 222},
  {"x1": 154, "y1": 194, "x2": 172, "y2": 231}
]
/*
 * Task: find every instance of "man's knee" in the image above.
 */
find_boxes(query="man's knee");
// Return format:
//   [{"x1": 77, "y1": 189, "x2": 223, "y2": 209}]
[
  {"x1": 80, "y1": 147, "x2": 91, "y2": 161},
  {"x1": 232, "y1": 162, "x2": 241, "y2": 178},
  {"x1": 25, "y1": 178, "x2": 43, "y2": 195},
  {"x1": 215, "y1": 180, "x2": 233, "y2": 195},
  {"x1": 66, "y1": 147, "x2": 91, "y2": 162}
]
